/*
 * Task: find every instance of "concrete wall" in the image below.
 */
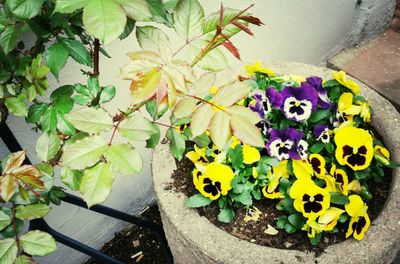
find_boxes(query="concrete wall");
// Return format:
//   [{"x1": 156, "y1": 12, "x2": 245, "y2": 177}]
[{"x1": 0, "y1": 0, "x2": 394, "y2": 263}]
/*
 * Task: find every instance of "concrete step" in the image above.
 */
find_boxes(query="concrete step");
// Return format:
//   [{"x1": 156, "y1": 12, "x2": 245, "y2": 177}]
[{"x1": 328, "y1": 29, "x2": 400, "y2": 112}]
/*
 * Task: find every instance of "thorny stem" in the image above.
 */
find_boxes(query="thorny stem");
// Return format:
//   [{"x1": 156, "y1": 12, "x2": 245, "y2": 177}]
[
  {"x1": 153, "y1": 121, "x2": 175, "y2": 129},
  {"x1": 109, "y1": 118, "x2": 124, "y2": 146},
  {"x1": 93, "y1": 38, "x2": 100, "y2": 77},
  {"x1": 12, "y1": 204, "x2": 21, "y2": 253}
]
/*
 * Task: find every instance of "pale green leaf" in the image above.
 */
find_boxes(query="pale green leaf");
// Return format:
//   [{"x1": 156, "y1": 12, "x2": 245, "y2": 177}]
[
  {"x1": 135, "y1": 26, "x2": 171, "y2": 57},
  {"x1": 190, "y1": 103, "x2": 213, "y2": 137},
  {"x1": 61, "y1": 135, "x2": 108, "y2": 170},
  {"x1": 0, "y1": 211, "x2": 11, "y2": 231},
  {"x1": 67, "y1": 107, "x2": 113, "y2": 134},
  {"x1": 56, "y1": 112, "x2": 76, "y2": 136},
  {"x1": 209, "y1": 111, "x2": 231, "y2": 149},
  {"x1": 173, "y1": 0, "x2": 204, "y2": 40},
  {"x1": 79, "y1": 162, "x2": 114, "y2": 207},
  {"x1": 15, "y1": 204, "x2": 49, "y2": 220},
  {"x1": 60, "y1": 167, "x2": 83, "y2": 190},
  {"x1": 189, "y1": 71, "x2": 216, "y2": 96},
  {"x1": 54, "y1": 0, "x2": 87, "y2": 13},
  {"x1": 203, "y1": 8, "x2": 243, "y2": 37},
  {"x1": 14, "y1": 255, "x2": 36, "y2": 264},
  {"x1": 226, "y1": 105, "x2": 261, "y2": 124},
  {"x1": 5, "y1": 97, "x2": 28, "y2": 116},
  {"x1": 172, "y1": 97, "x2": 196, "y2": 118},
  {"x1": 82, "y1": 0, "x2": 127, "y2": 45},
  {"x1": 130, "y1": 67, "x2": 161, "y2": 105},
  {"x1": 213, "y1": 81, "x2": 249, "y2": 106},
  {"x1": 118, "y1": 113, "x2": 158, "y2": 141},
  {"x1": 231, "y1": 115, "x2": 264, "y2": 147},
  {"x1": 99, "y1": 85, "x2": 116, "y2": 104},
  {"x1": 166, "y1": 128, "x2": 185, "y2": 160},
  {"x1": 20, "y1": 231, "x2": 57, "y2": 256},
  {"x1": 1, "y1": 175, "x2": 17, "y2": 202},
  {"x1": 0, "y1": 25, "x2": 21, "y2": 54},
  {"x1": 46, "y1": 41, "x2": 68, "y2": 79},
  {"x1": 35, "y1": 132, "x2": 61, "y2": 162},
  {"x1": 188, "y1": 40, "x2": 228, "y2": 71},
  {"x1": 40, "y1": 108, "x2": 57, "y2": 133},
  {"x1": 0, "y1": 239, "x2": 17, "y2": 264},
  {"x1": 105, "y1": 144, "x2": 142, "y2": 175},
  {"x1": 116, "y1": 0, "x2": 152, "y2": 21}
]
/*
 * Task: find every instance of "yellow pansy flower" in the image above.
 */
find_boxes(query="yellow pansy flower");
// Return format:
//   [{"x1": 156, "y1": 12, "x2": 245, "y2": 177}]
[
  {"x1": 262, "y1": 160, "x2": 288, "y2": 199},
  {"x1": 244, "y1": 61, "x2": 275, "y2": 76},
  {"x1": 292, "y1": 159, "x2": 313, "y2": 180},
  {"x1": 186, "y1": 145, "x2": 209, "y2": 170},
  {"x1": 338, "y1": 93, "x2": 361, "y2": 116},
  {"x1": 358, "y1": 100, "x2": 371, "y2": 123},
  {"x1": 230, "y1": 136, "x2": 241, "y2": 148},
  {"x1": 242, "y1": 145, "x2": 261, "y2": 164},
  {"x1": 374, "y1": 145, "x2": 390, "y2": 165},
  {"x1": 334, "y1": 126, "x2": 373, "y2": 171},
  {"x1": 348, "y1": 179, "x2": 362, "y2": 193},
  {"x1": 290, "y1": 178, "x2": 330, "y2": 220},
  {"x1": 332, "y1": 70, "x2": 360, "y2": 94},
  {"x1": 318, "y1": 207, "x2": 345, "y2": 231},
  {"x1": 193, "y1": 162, "x2": 234, "y2": 200},
  {"x1": 345, "y1": 195, "x2": 370, "y2": 240},
  {"x1": 309, "y1": 154, "x2": 326, "y2": 177},
  {"x1": 252, "y1": 167, "x2": 258, "y2": 178},
  {"x1": 330, "y1": 164, "x2": 349, "y2": 195}
]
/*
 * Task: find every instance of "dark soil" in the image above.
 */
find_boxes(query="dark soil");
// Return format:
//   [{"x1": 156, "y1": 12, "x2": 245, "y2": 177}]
[
  {"x1": 85, "y1": 205, "x2": 168, "y2": 264},
  {"x1": 167, "y1": 156, "x2": 392, "y2": 256}
]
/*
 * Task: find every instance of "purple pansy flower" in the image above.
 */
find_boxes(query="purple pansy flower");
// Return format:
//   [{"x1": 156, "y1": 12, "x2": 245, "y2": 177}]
[
  {"x1": 280, "y1": 83, "x2": 318, "y2": 122},
  {"x1": 266, "y1": 128, "x2": 307, "y2": 160},
  {"x1": 306, "y1": 76, "x2": 332, "y2": 109},
  {"x1": 266, "y1": 87, "x2": 283, "y2": 108},
  {"x1": 314, "y1": 124, "x2": 330, "y2": 143},
  {"x1": 249, "y1": 93, "x2": 268, "y2": 119}
]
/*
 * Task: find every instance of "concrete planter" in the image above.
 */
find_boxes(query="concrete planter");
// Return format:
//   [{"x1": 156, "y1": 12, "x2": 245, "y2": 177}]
[{"x1": 152, "y1": 61, "x2": 400, "y2": 264}]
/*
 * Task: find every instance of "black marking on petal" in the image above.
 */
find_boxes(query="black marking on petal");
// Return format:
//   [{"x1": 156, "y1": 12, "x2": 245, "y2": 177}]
[
  {"x1": 289, "y1": 105, "x2": 305, "y2": 115},
  {"x1": 310, "y1": 157, "x2": 322, "y2": 174},
  {"x1": 347, "y1": 153, "x2": 366, "y2": 167},
  {"x1": 342, "y1": 145, "x2": 353, "y2": 158},
  {"x1": 355, "y1": 216, "x2": 367, "y2": 235},
  {"x1": 314, "y1": 194, "x2": 323, "y2": 202},
  {"x1": 302, "y1": 194, "x2": 310, "y2": 202},
  {"x1": 303, "y1": 201, "x2": 323, "y2": 213},
  {"x1": 358, "y1": 146, "x2": 367, "y2": 155}
]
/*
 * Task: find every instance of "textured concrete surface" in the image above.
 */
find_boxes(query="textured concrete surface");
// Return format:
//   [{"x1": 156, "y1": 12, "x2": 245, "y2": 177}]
[
  {"x1": 152, "y1": 61, "x2": 400, "y2": 264},
  {"x1": 329, "y1": 29, "x2": 400, "y2": 111}
]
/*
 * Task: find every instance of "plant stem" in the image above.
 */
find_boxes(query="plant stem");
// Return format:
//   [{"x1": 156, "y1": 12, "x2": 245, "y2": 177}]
[
  {"x1": 109, "y1": 118, "x2": 124, "y2": 145},
  {"x1": 153, "y1": 120, "x2": 175, "y2": 129},
  {"x1": 93, "y1": 38, "x2": 100, "y2": 77},
  {"x1": 20, "y1": 181, "x2": 42, "y2": 200},
  {"x1": 172, "y1": 33, "x2": 204, "y2": 57},
  {"x1": 12, "y1": 204, "x2": 21, "y2": 253}
]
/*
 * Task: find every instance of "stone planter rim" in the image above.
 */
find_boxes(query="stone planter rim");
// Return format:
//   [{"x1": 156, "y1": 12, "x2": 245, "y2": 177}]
[{"x1": 152, "y1": 60, "x2": 400, "y2": 264}]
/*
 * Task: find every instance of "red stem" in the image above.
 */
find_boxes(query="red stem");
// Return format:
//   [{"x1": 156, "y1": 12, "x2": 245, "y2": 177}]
[
  {"x1": 12, "y1": 204, "x2": 21, "y2": 252},
  {"x1": 20, "y1": 181, "x2": 42, "y2": 200},
  {"x1": 109, "y1": 119, "x2": 124, "y2": 145},
  {"x1": 93, "y1": 39, "x2": 100, "y2": 76}
]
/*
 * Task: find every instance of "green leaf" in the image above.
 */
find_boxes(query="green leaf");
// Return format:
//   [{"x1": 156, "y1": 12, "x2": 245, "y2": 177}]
[
  {"x1": 15, "y1": 204, "x2": 49, "y2": 220},
  {"x1": 308, "y1": 108, "x2": 331, "y2": 123},
  {"x1": 173, "y1": 0, "x2": 204, "y2": 40},
  {"x1": 284, "y1": 223, "x2": 297, "y2": 234},
  {"x1": 105, "y1": 144, "x2": 142, "y2": 176},
  {"x1": 60, "y1": 38, "x2": 92, "y2": 66},
  {"x1": 61, "y1": 135, "x2": 108, "y2": 170},
  {"x1": 14, "y1": 255, "x2": 36, "y2": 264},
  {"x1": 87, "y1": 76, "x2": 100, "y2": 98},
  {"x1": 67, "y1": 107, "x2": 113, "y2": 134},
  {"x1": 35, "y1": 132, "x2": 61, "y2": 162},
  {"x1": 54, "y1": 0, "x2": 87, "y2": 13},
  {"x1": 188, "y1": 40, "x2": 228, "y2": 71},
  {"x1": 0, "y1": 70, "x2": 11, "y2": 84},
  {"x1": 217, "y1": 208, "x2": 235, "y2": 223},
  {"x1": 0, "y1": 24, "x2": 21, "y2": 54},
  {"x1": 288, "y1": 213, "x2": 305, "y2": 229},
  {"x1": 82, "y1": 0, "x2": 127, "y2": 45},
  {"x1": 0, "y1": 211, "x2": 11, "y2": 231},
  {"x1": 310, "y1": 142, "x2": 325, "y2": 154},
  {"x1": 56, "y1": 112, "x2": 76, "y2": 136},
  {"x1": 60, "y1": 167, "x2": 83, "y2": 190},
  {"x1": 310, "y1": 233, "x2": 322, "y2": 245},
  {"x1": 99, "y1": 85, "x2": 116, "y2": 104},
  {"x1": 330, "y1": 192, "x2": 350, "y2": 205},
  {"x1": 116, "y1": 0, "x2": 152, "y2": 22},
  {"x1": 338, "y1": 214, "x2": 348, "y2": 223},
  {"x1": 136, "y1": 26, "x2": 170, "y2": 53},
  {"x1": 147, "y1": 0, "x2": 170, "y2": 24},
  {"x1": 73, "y1": 94, "x2": 93, "y2": 105},
  {"x1": 166, "y1": 128, "x2": 186, "y2": 160},
  {"x1": 27, "y1": 103, "x2": 49, "y2": 123},
  {"x1": 193, "y1": 133, "x2": 210, "y2": 148},
  {"x1": 228, "y1": 144, "x2": 243, "y2": 170},
  {"x1": 79, "y1": 162, "x2": 114, "y2": 207},
  {"x1": 5, "y1": 97, "x2": 27, "y2": 116},
  {"x1": 20, "y1": 230, "x2": 57, "y2": 256},
  {"x1": 186, "y1": 193, "x2": 212, "y2": 208},
  {"x1": 233, "y1": 191, "x2": 252, "y2": 205},
  {"x1": 146, "y1": 125, "x2": 160, "y2": 148},
  {"x1": 276, "y1": 216, "x2": 288, "y2": 229},
  {"x1": 40, "y1": 107, "x2": 57, "y2": 132},
  {"x1": 322, "y1": 79, "x2": 339, "y2": 88},
  {"x1": 6, "y1": 0, "x2": 44, "y2": 19},
  {"x1": 0, "y1": 239, "x2": 17, "y2": 264},
  {"x1": 46, "y1": 41, "x2": 69, "y2": 79},
  {"x1": 203, "y1": 8, "x2": 241, "y2": 35},
  {"x1": 325, "y1": 142, "x2": 334, "y2": 154},
  {"x1": 118, "y1": 113, "x2": 158, "y2": 141},
  {"x1": 52, "y1": 87, "x2": 74, "y2": 114}
]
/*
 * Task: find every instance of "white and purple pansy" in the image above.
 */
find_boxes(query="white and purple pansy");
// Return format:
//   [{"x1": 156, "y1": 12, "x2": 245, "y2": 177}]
[
  {"x1": 314, "y1": 124, "x2": 330, "y2": 143},
  {"x1": 266, "y1": 87, "x2": 283, "y2": 108},
  {"x1": 266, "y1": 128, "x2": 307, "y2": 160},
  {"x1": 249, "y1": 92, "x2": 270, "y2": 119},
  {"x1": 306, "y1": 76, "x2": 332, "y2": 109},
  {"x1": 280, "y1": 83, "x2": 318, "y2": 122}
]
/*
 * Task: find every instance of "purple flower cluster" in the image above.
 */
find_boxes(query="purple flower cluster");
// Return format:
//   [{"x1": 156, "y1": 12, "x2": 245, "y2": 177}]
[{"x1": 266, "y1": 128, "x2": 308, "y2": 160}]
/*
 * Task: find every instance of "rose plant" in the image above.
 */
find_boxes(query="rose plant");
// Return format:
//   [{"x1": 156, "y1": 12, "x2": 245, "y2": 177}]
[{"x1": 0, "y1": 0, "x2": 263, "y2": 262}]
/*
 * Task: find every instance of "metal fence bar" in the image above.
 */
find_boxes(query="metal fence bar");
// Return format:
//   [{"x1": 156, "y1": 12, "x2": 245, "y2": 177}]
[{"x1": 0, "y1": 121, "x2": 173, "y2": 264}]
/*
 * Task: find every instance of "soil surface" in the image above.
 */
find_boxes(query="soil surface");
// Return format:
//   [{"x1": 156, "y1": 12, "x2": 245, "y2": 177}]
[
  {"x1": 85, "y1": 205, "x2": 169, "y2": 264},
  {"x1": 167, "y1": 156, "x2": 392, "y2": 256}
]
